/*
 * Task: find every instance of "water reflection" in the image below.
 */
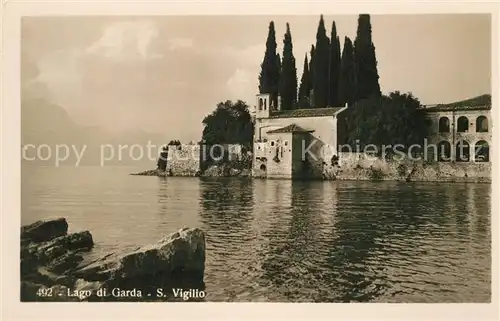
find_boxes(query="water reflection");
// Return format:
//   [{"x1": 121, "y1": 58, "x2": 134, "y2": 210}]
[
  {"x1": 326, "y1": 182, "x2": 392, "y2": 302},
  {"x1": 324, "y1": 182, "x2": 491, "y2": 303},
  {"x1": 255, "y1": 181, "x2": 490, "y2": 302},
  {"x1": 198, "y1": 177, "x2": 254, "y2": 231},
  {"x1": 155, "y1": 177, "x2": 202, "y2": 234},
  {"x1": 197, "y1": 177, "x2": 256, "y2": 301},
  {"x1": 260, "y1": 181, "x2": 333, "y2": 302},
  {"x1": 22, "y1": 166, "x2": 491, "y2": 302}
]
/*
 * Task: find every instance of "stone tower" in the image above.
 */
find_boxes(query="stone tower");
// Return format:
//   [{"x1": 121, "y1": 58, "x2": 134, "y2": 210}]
[{"x1": 255, "y1": 93, "x2": 281, "y2": 119}]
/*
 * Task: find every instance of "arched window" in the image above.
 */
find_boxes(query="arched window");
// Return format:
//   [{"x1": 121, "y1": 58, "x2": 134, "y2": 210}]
[
  {"x1": 476, "y1": 116, "x2": 488, "y2": 133},
  {"x1": 455, "y1": 140, "x2": 470, "y2": 162},
  {"x1": 437, "y1": 141, "x2": 451, "y2": 162},
  {"x1": 264, "y1": 99, "x2": 267, "y2": 110},
  {"x1": 457, "y1": 116, "x2": 469, "y2": 133},
  {"x1": 438, "y1": 117, "x2": 450, "y2": 133},
  {"x1": 475, "y1": 140, "x2": 489, "y2": 162},
  {"x1": 258, "y1": 98, "x2": 263, "y2": 111}
]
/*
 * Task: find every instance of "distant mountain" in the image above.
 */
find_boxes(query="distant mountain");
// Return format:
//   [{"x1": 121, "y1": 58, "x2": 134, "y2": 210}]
[
  {"x1": 21, "y1": 98, "x2": 169, "y2": 167},
  {"x1": 22, "y1": 98, "x2": 78, "y2": 144}
]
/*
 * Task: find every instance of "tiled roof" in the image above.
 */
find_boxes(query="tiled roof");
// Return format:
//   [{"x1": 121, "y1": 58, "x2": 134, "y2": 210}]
[
  {"x1": 267, "y1": 107, "x2": 344, "y2": 119},
  {"x1": 425, "y1": 94, "x2": 491, "y2": 112},
  {"x1": 266, "y1": 124, "x2": 314, "y2": 134}
]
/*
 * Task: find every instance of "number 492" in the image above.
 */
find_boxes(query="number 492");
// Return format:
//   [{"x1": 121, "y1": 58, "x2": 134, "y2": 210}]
[{"x1": 36, "y1": 287, "x2": 53, "y2": 297}]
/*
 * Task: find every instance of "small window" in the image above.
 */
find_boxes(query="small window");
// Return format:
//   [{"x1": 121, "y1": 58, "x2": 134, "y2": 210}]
[
  {"x1": 457, "y1": 116, "x2": 469, "y2": 133},
  {"x1": 475, "y1": 140, "x2": 489, "y2": 162},
  {"x1": 476, "y1": 116, "x2": 488, "y2": 133},
  {"x1": 270, "y1": 141, "x2": 275, "y2": 147},
  {"x1": 284, "y1": 141, "x2": 288, "y2": 146},
  {"x1": 438, "y1": 117, "x2": 450, "y2": 133},
  {"x1": 455, "y1": 140, "x2": 470, "y2": 162}
]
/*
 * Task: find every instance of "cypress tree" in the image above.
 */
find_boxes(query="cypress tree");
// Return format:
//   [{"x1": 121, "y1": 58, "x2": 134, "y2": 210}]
[
  {"x1": 338, "y1": 36, "x2": 356, "y2": 107},
  {"x1": 309, "y1": 45, "x2": 315, "y2": 105},
  {"x1": 276, "y1": 53, "x2": 282, "y2": 77},
  {"x1": 298, "y1": 54, "x2": 311, "y2": 108},
  {"x1": 328, "y1": 21, "x2": 341, "y2": 107},
  {"x1": 313, "y1": 15, "x2": 330, "y2": 108},
  {"x1": 353, "y1": 14, "x2": 381, "y2": 101},
  {"x1": 258, "y1": 21, "x2": 280, "y2": 102},
  {"x1": 276, "y1": 53, "x2": 282, "y2": 108},
  {"x1": 279, "y1": 23, "x2": 298, "y2": 110}
]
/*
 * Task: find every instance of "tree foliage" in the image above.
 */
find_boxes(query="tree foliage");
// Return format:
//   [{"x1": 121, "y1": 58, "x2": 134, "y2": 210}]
[
  {"x1": 279, "y1": 23, "x2": 298, "y2": 110},
  {"x1": 313, "y1": 15, "x2": 330, "y2": 108},
  {"x1": 309, "y1": 45, "x2": 316, "y2": 103},
  {"x1": 201, "y1": 100, "x2": 254, "y2": 147},
  {"x1": 346, "y1": 91, "x2": 430, "y2": 153},
  {"x1": 167, "y1": 140, "x2": 181, "y2": 146},
  {"x1": 276, "y1": 52, "x2": 282, "y2": 87},
  {"x1": 156, "y1": 145, "x2": 169, "y2": 171},
  {"x1": 259, "y1": 21, "x2": 280, "y2": 102},
  {"x1": 298, "y1": 54, "x2": 312, "y2": 108},
  {"x1": 353, "y1": 14, "x2": 381, "y2": 101},
  {"x1": 338, "y1": 36, "x2": 356, "y2": 107},
  {"x1": 328, "y1": 21, "x2": 341, "y2": 107}
]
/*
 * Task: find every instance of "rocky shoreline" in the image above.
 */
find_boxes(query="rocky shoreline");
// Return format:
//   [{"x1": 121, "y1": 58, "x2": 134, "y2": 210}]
[
  {"x1": 132, "y1": 164, "x2": 252, "y2": 178},
  {"x1": 21, "y1": 218, "x2": 206, "y2": 302},
  {"x1": 132, "y1": 168, "x2": 490, "y2": 183}
]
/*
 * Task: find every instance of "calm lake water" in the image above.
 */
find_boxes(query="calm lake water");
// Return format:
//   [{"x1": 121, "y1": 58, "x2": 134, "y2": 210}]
[{"x1": 21, "y1": 165, "x2": 491, "y2": 302}]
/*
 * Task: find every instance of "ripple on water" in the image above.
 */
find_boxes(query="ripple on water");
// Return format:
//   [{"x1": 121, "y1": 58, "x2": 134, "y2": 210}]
[{"x1": 22, "y1": 168, "x2": 491, "y2": 302}]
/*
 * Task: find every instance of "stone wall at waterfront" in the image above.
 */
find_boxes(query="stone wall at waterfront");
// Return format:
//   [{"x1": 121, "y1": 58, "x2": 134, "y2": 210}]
[
  {"x1": 322, "y1": 152, "x2": 491, "y2": 183},
  {"x1": 138, "y1": 145, "x2": 490, "y2": 183},
  {"x1": 166, "y1": 144, "x2": 202, "y2": 176},
  {"x1": 163, "y1": 144, "x2": 246, "y2": 177}
]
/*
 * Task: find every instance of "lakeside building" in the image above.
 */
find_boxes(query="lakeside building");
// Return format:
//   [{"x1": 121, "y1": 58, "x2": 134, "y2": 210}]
[
  {"x1": 424, "y1": 94, "x2": 491, "y2": 163},
  {"x1": 250, "y1": 93, "x2": 348, "y2": 179},
  {"x1": 251, "y1": 93, "x2": 491, "y2": 179}
]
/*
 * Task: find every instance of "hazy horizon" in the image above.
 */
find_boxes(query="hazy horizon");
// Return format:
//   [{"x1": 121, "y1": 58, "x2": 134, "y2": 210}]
[{"x1": 22, "y1": 14, "x2": 491, "y2": 144}]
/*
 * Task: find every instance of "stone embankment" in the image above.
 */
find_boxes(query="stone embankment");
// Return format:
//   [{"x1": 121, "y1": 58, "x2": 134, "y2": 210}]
[
  {"x1": 21, "y1": 218, "x2": 206, "y2": 302},
  {"x1": 323, "y1": 153, "x2": 491, "y2": 183},
  {"x1": 131, "y1": 169, "x2": 174, "y2": 177},
  {"x1": 200, "y1": 164, "x2": 251, "y2": 177},
  {"x1": 132, "y1": 147, "x2": 490, "y2": 183},
  {"x1": 133, "y1": 153, "x2": 253, "y2": 178},
  {"x1": 132, "y1": 166, "x2": 251, "y2": 178}
]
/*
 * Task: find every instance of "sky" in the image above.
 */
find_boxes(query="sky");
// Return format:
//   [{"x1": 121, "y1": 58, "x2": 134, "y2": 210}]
[{"x1": 21, "y1": 14, "x2": 491, "y2": 143}]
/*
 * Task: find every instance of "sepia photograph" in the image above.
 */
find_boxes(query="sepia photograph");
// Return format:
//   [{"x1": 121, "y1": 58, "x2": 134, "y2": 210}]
[{"x1": 3, "y1": 4, "x2": 495, "y2": 315}]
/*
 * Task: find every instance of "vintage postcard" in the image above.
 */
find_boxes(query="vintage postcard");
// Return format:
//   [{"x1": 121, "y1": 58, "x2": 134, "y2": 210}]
[{"x1": 1, "y1": 1, "x2": 499, "y2": 321}]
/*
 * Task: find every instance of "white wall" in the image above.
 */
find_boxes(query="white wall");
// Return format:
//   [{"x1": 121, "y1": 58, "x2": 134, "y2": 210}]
[{"x1": 255, "y1": 115, "x2": 338, "y2": 148}]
